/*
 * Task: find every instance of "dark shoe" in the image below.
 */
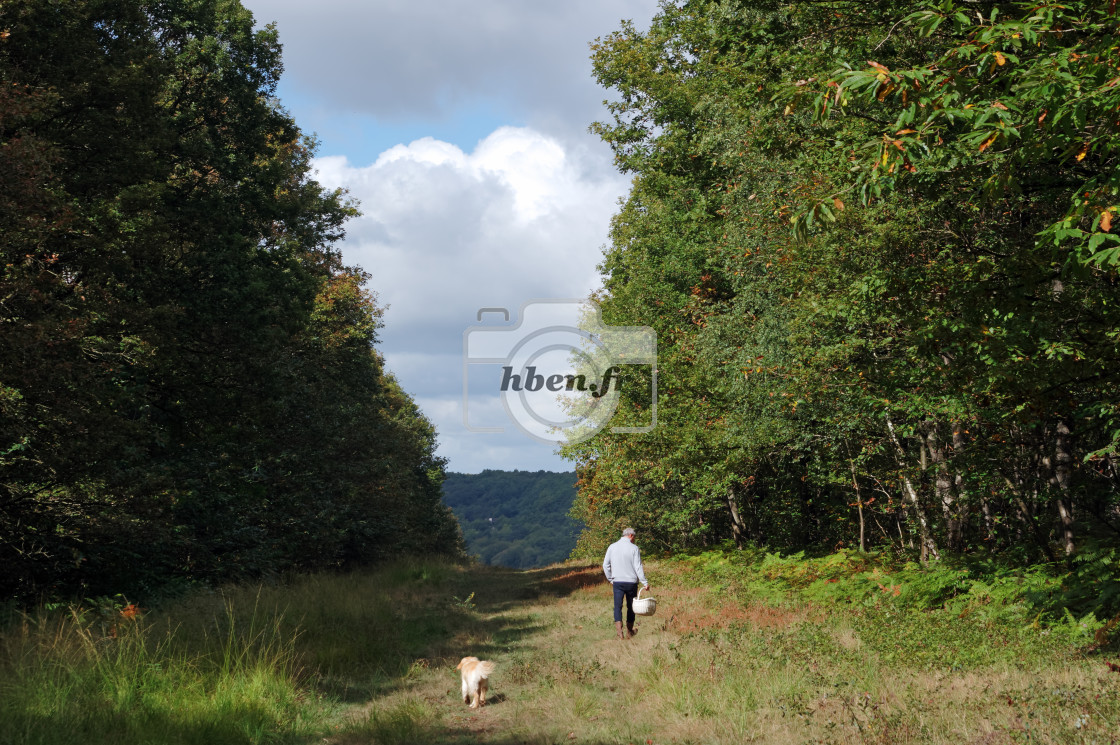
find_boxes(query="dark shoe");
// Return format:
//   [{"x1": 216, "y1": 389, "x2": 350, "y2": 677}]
[
  {"x1": 615, "y1": 621, "x2": 626, "y2": 640},
  {"x1": 627, "y1": 626, "x2": 637, "y2": 638}
]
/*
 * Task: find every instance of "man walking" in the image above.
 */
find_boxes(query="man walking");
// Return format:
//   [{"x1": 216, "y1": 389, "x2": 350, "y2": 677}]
[{"x1": 602, "y1": 527, "x2": 650, "y2": 640}]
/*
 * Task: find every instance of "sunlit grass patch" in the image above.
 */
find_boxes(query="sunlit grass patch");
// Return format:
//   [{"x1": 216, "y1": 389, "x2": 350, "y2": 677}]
[
  {"x1": 0, "y1": 599, "x2": 312, "y2": 745},
  {"x1": 0, "y1": 557, "x2": 472, "y2": 745}
]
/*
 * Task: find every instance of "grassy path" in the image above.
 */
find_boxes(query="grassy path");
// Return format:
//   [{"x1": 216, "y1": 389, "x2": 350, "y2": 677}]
[
  {"x1": 324, "y1": 560, "x2": 1120, "y2": 745},
  {"x1": 3, "y1": 557, "x2": 1117, "y2": 744}
]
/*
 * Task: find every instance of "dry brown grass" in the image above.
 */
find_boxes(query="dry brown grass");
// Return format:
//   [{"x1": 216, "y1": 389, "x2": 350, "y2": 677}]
[
  {"x1": 660, "y1": 598, "x2": 818, "y2": 634},
  {"x1": 537, "y1": 566, "x2": 606, "y2": 595}
]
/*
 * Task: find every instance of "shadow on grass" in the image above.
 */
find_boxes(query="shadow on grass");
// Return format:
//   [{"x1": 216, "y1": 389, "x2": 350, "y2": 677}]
[
  {"x1": 465, "y1": 563, "x2": 605, "y2": 608},
  {"x1": 304, "y1": 562, "x2": 604, "y2": 707},
  {"x1": 328, "y1": 721, "x2": 625, "y2": 745},
  {"x1": 306, "y1": 561, "x2": 626, "y2": 744},
  {"x1": 3, "y1": 708, "x2": 314, "y2": 745},
  {"x1": 481, "y1": 691, "x2": 507, "y2": 706}
]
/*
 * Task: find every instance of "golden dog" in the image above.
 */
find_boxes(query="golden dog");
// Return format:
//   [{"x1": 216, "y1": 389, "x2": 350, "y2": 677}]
[{"x1": 456, "y1": 656, "x2": 495, "y2": 708}]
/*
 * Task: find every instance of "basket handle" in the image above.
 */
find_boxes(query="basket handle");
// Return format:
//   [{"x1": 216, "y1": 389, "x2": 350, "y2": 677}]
[{"x1": 637, "y1": 587, "x2": 647, "y2": 600}]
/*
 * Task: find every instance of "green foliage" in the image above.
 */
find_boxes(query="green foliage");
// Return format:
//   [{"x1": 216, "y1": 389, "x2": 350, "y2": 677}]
[
  {"x1": 820, "y1": 1, "x2": 1120, "y2": 269},
  {"x1": 565, "y1": 0, "x2": 1120, "y2": 566},
  {"x1": 0, "y1": 0, "x2": 462, "y2": 602},
  {"x1": 442, "y1": 470, "x2": 581, "y2": 568},
  {"x1": 451, "y1": 592, "x2": 476, "y2": 610}
]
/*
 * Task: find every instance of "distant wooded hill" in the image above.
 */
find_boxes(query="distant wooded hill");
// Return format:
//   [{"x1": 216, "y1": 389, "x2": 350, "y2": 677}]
[{"x1": 442, "y1": 470, "x2": 582, "y2": 569}]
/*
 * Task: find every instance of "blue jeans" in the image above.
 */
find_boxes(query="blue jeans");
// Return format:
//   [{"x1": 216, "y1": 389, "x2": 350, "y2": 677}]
[{"x1": 613, "y1": 581, "x2": 638, "y2": 625}]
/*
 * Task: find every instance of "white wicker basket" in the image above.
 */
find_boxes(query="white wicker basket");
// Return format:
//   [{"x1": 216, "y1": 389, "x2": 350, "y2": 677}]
[{"x1": 632, "y1": 587, "x2": 657, "y2": 616}]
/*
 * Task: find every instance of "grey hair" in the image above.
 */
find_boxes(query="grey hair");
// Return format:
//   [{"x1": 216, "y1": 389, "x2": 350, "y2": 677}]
[{"x1": 622, "y1": 527, "x2": 636, "y2": 536}]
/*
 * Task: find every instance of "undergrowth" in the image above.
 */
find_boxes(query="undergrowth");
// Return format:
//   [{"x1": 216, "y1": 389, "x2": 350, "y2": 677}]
[{"x1": 677, "y1": 542, "x2": 1120, "y2": 652}]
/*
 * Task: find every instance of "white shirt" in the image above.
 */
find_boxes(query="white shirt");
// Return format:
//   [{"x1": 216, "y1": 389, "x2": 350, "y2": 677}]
[{"x1": 603, "y1": 537, "x2": 648, "y2": 586}]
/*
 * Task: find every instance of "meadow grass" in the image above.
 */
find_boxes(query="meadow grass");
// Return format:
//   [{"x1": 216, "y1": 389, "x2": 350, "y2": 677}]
[
  {"x1": 0, "y1": 558, "x2": 475, "y2": 745},
  {"x1": 0, "y1": 592, "x2": 310, "y2": 745},
  {"x1": 2, "y1": 553, "x2": 1117, "y2": 744}
]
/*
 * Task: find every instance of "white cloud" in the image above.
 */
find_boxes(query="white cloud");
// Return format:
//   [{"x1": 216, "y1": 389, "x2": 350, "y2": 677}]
[
  {"x1": 314, "y1": 127, "x2": 624, "y2": 339},
  {"x1": 314, "y1": 127, "x2": 629, "y2": 470}
]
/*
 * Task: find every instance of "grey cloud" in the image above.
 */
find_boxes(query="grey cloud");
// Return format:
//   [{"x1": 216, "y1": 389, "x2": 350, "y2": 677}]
[{"x1": 245, "y1": 0, "x2": 657, "y2": 138}]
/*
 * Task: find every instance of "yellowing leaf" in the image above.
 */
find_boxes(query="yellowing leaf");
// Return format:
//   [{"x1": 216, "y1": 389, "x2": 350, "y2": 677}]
[
  {"x1": 994, "y1": 51, "x2": 1006, "y2": 66},
  {"x1": 1102, "y1": 211, "x2": 1113, "y2": 232},
  {"x1": 867, "y1": 60, "x2": 890, "y2": 73},
  {"x1": 1076, "y1": 143, "x2": 1089, "y2": 161},
  {"x1": 833, "y1": 198, "x2": 845, "y2": 211},
  {"x1": 978, "y1": 133, "x2": 998, "y2": 153}
]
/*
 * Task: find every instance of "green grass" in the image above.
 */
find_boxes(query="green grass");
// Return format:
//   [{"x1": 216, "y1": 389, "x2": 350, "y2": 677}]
[
  {"x1": 0, "y1": 558, "x2": 474, "y2": 745},
  {"x1": 2, "y1": 552, "x2": 1118, "y2": 744},
  {"x1": 0, "y1": 598, "x2": 309, "y2": 745}
]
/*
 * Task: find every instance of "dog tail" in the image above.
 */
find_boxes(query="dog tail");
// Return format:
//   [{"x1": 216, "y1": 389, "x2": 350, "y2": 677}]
[{"x1": 478, "y1": 661, "x2": 496, "y2": 677}]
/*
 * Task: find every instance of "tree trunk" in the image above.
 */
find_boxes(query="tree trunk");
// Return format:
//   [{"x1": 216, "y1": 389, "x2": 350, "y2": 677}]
[
  {"x1": 887, "y1": 417, "x2": 940, "y2": 562},
  {"x1": 849, "y1": 458, "x2": 865, "y2": 553},
  {"x1": 925, "y1": 422, "x2": 960, "y2": 552},
  {"x1": 951, "y1": 421, "x2": 970, "y2": 546},
  {"x1": 980, "y1": 497, "x2": 996, "y2": 543},
  {"x1": 725, "y1": 486, "x2": 747, "y2": 549},
  {"x1": 1004, "y1": 476, "x2": 1057, "y2": 562},
  {"x1": 1053, "y1": 420, "x2": 1076, "y2": 558}
]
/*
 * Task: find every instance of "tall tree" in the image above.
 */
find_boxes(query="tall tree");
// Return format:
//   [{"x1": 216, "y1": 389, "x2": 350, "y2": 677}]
[{"x1": 0, "y1": 0, "x2": 461, "y2": 600}]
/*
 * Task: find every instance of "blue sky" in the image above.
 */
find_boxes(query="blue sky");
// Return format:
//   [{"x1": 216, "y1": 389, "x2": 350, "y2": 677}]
[
  {"x1": 242, "y1": 0, "x2": 659, "y2": 473},
  {"x1": 273, "y1": 81, "x2": 519, "y2": 168}
]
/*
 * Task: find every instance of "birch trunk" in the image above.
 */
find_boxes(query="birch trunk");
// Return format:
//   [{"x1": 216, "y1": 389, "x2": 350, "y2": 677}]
[
  {"x1": 886, "y1": 417, "x2": 940, "y2": 562},
  {"x1": 1054, "y1": 420, "x2": 1076, "y2": 557},
  {"x1": 925, "y1": 422, "x2": 960, "y2": 552}
]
